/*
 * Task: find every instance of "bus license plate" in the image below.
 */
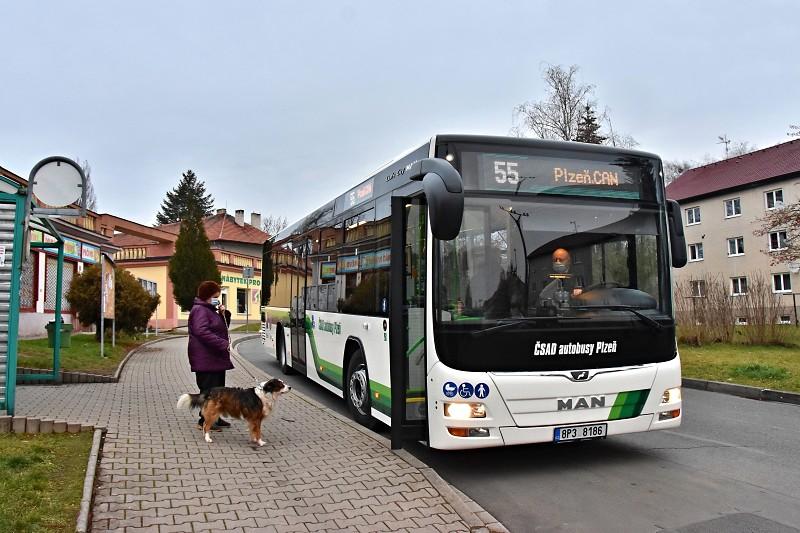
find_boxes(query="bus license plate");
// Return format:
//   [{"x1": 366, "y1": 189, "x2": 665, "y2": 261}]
[{"x1": 554, "y1": 423, "x2": 607, "y2": 442}]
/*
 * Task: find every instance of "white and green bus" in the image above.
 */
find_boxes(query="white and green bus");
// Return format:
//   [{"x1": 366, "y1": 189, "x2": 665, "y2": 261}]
[{"x1": 260, "y1": 135, "x2": 688, "y2": 450}]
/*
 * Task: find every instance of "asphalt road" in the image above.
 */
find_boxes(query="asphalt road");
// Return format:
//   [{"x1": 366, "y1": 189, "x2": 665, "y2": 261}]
[{"x1": 237, "y1": 338, "x2": 800, "y2": 533}]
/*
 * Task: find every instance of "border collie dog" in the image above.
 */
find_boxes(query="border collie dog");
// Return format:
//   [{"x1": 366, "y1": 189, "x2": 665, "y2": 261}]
[{"x1": 177, "y1": 378, "x2": 291, "y2": 446}]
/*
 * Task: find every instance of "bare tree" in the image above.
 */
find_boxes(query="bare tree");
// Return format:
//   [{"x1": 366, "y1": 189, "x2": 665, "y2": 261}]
[
  {"x1": 74, "y1": 157, "x2": 98, "y2": 211},
  {"x1": 601, "y1": 111, "x2": 638, "y2": 149},
  {"x1": 262, "y1": 214, "x2": 288, "y2": 237},
  {"x1": 513, "y1": 65, "x2": 594, "y2": 141},
  {"x1": 788, "y1": 124, "x2": 800, "y2": 137},
  {"x1": 663, "y1": 159, "x2": 697, "y2": 185},
  {"x1": 729, "y1": 140, "x2": 757, "y2": 157}
]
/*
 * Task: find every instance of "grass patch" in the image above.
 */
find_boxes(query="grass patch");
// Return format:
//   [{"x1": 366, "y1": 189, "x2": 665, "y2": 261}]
[
  {"x1": 680, "y1": 341, "x2": 800, "y2": 392},
  {"x1": 18, "y1": 333, "x2": 155, "y2": 375},
  {"x1": 0, "y1": 432, "x2": 93, "y2": 532},
  {"x1": 231, "y1": 322, "x2": 262, "y2": 333}
]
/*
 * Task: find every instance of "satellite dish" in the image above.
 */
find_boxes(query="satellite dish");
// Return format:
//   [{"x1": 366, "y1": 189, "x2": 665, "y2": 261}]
[{"x1": 30, "y1": 157, "x2": 85, "y2": 208}]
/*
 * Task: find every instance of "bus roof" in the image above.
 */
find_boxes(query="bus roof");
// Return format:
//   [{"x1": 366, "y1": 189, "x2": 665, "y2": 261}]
[{"x1": 271, "y1": 134, "x2": 662, "y2": 243}]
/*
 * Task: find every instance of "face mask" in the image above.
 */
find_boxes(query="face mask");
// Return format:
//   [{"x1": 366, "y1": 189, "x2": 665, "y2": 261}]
[{"x1": 210, "y1": 297, "x2": 220, "y2": 307}]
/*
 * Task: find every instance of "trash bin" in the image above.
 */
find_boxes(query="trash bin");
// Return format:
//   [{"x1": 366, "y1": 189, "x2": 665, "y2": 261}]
[{"x1": 45, "y1": 321, "x2": 73, "y2": 348}]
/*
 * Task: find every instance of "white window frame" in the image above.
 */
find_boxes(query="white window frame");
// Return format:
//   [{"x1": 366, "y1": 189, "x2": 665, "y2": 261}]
[
  {"x1": 735, "y1": 317, "x2": 748, "y2": 326},
  {"x1": 727, "y1": 236, "x2": 745, "y2": 257},
  {"x1": 724, "y1": 198, "x2": 741, "y2": 218},
  {"x1": 772, "y1": 273, "x2": 792, "y2": 293},
  {"x1": 765, "y1": 189, "x2": 784, "y2": 210},
  {"x1": 768, "y1": 230, "x2": 788, "y2": 251},
  {"x1": 731, "y1": 276, "x2": 748, "y2": 296},
  {"x1": 688, "y1": 243, "x2": 704, "y2": 262},
  {"x1": 689, "y1": 280, "x2": 707, "y2": 298},
  {"x1": 685, "y1": 206, "x2": 701, "y2": 226},
  {"x1": 779, "y1": 315, "x2": 792, "y2": 325}
]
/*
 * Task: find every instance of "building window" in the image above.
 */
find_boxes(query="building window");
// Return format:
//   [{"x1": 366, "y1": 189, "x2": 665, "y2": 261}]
[
  {"x1": 20, "y1": 256, "x2": 37, "y2": 309},
  {"x1": 690, "y1": 280, "x2": 706, "y2": 298},
  {"x1": 688, "y1": 243, "x2": 704, "y2": 262},
  {"x1": 780, "y1": 315, "x2": 792, "y2": 325},
  {"x1": 727, "y1": 237, "x2": 745, "y2": 256},
  {"x1": 724, "y1": 198, "x2": 741, "y2": 218},
  {"x1": 765, "y1": 189, "x2": 784, "y2": 210},
  {"x1": 769, "y1": 231, "x2": 788, "y2": 251},
  {"x1": 735, "y1": 317, "x2": 748, "y2": 326},
  {"x1": 773, "y1": 273, "x2": 792, "y2": 293},
  {"x1": 731, "y1": 276, "x2": 748, "y2": 296},
  {"x1": 686, "y1": 207, "x2": 701, "y2": 225},
  {"x1": 44, "y1": 257, "x2": 75, "y2": 311},
  {"x1": 237, "y1": 288, "x2": 247, "y2": 314}
]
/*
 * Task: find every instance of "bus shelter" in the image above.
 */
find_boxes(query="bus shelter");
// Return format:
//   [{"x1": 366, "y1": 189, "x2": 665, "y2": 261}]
[{"x1": 0, "y1": 175, "x2": 67, "y2": 415}]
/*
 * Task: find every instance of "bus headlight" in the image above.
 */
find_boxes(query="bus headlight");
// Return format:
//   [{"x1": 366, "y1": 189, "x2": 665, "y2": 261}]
[
  {"x1": 661, "y1": 387, "x2": 681, "y2": 404},
  {"x1": 444, "y1": 402, "x2": 486, "y2": 419}
]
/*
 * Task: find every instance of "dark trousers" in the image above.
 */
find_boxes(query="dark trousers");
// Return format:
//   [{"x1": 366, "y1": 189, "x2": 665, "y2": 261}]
[{"x1": 195, "y1": 371, "x2": 226, "y2": 424}]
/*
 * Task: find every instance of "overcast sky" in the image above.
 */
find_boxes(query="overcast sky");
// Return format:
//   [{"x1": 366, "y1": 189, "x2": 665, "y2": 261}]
[{"x1": 2, "y1": 1, "x2": 798, "y2": 226}]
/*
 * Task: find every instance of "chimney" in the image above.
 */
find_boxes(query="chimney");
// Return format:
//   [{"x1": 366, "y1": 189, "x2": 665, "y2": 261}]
[
  {"x1": 235, "y1": 209, "x2": 244, "y2": 226},
  {"x1": 216, "y1": 208, "x2": 226, "y2": 215},
  {"x1": 250, "y1": 212, "x2": 262, "y2": 229}
]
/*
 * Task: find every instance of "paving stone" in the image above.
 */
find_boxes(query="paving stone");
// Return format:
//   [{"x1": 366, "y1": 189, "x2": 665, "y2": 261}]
[{"x1": 15, "y1": 336, "x2": 474, "y2": 533}]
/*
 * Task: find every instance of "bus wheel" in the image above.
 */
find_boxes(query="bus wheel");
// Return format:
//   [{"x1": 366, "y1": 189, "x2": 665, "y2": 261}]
[
  {"x1": 346, "y1": 350, "x2": 377, "y2": 429},
  {"x1": 277, "y1": 334, "x2": 291, "y2": 375}
]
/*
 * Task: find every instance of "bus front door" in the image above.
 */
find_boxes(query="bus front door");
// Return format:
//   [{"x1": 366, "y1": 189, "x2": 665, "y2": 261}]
[
  {"x1": 390, "y1": 196, "x2": 428, "y2": 449},
  {"x1": 289, "y1": 242, "x2": 308, "y2": 372}
]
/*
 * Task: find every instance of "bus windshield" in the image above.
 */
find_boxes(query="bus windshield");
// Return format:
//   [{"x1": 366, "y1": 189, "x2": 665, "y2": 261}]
[{"x1": 437, "y1": 196, "x2": 666, "y2": 323}]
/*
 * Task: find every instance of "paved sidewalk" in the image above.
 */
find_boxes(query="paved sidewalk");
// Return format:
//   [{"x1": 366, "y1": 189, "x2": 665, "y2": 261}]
[{"x1": 17, "y1": 335, "x2": 498, "y2": 532}]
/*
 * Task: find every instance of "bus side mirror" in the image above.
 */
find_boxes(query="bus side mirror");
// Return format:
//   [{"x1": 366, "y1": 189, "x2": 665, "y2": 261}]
[
  {"x1": 666, "y1": 199, "x2": 687, "y2": 268},
  {"x1": 407, "y1": 158, "x2": 464, "y2": 240}
]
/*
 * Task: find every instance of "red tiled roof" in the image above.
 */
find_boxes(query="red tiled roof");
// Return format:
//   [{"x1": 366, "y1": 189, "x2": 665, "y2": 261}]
[
  {"x1": 156, "y1": 213, "x2": 269, "y2": 245},
  {"x1": 111, "y1": 233, "x2": 156, "y2": 247},
  {"x1": 666, "y1": 139, "x2": 800, "y2": 202}
]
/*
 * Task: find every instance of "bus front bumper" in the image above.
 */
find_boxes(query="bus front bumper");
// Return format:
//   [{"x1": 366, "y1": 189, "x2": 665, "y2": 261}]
[{"x1": 430, "y1": 410, "x2": 681, "y2": 450}]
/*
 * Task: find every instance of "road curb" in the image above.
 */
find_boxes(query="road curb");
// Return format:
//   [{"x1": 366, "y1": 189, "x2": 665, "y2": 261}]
[
  {"x1": 683, "y1": 377, "x2": 800, "y2": 405},
  {"x1": 76, "y1": 428, "x2": 105, "y2": 533},
  {"x1": 230, "y1": 337, "x2": 508, "y2": 533}
]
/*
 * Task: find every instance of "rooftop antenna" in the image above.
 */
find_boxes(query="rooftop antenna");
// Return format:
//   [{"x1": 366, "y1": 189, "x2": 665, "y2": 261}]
[{"x1": 717, "y1": 135, "x2": 731, "y2": 158}]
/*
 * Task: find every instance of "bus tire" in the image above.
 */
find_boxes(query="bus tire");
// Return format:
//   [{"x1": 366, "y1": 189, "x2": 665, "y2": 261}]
[
  {"x1": 345, "y1": 349, "x2": 377, "y2": 429},
  {"x1": 276, "y1": 332, "x2": 292, "y2": 375}
]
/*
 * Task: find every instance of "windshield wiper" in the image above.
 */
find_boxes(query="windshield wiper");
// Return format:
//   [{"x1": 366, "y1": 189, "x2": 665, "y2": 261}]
[
  {"x1": 570, "y1": 305, "x2": 665, "y2": 331},
  {"x1": 471, "y1": 316, "x2": 576, "y2": 337}
]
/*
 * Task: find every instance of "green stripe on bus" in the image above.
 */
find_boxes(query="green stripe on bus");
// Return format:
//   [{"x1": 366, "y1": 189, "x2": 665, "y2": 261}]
[
  {"x1": 304, "y1": 317, "x2": 344, "y2": 390},
  {"x1": 608, "y1": 389, "x2": 650, "y2": 420}
]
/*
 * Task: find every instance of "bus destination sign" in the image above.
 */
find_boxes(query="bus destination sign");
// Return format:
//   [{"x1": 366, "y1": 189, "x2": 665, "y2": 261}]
[{"x1": 471, "y1": 152, "x2": 650, "y2": 200}]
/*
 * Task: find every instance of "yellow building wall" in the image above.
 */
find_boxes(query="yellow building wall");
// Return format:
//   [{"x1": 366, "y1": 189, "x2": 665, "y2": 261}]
[{"x1": 123, "y1": 264, "x2": 172, "y2": 326}]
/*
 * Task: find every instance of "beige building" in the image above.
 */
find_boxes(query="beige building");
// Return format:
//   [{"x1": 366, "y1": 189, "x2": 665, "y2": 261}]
[{"x1": 667, "y1": 139, "x2": 799, "y2": 324}]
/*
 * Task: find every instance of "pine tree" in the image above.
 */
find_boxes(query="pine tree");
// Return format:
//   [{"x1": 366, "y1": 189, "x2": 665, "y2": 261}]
[
  {"x1": 574, "y1": 104, "x2": 607, "y2": 144},
  {"x1": 168, "y1": 214, "x2": 221, "y2": 311},
  {"x1": 156, "y1": 170, "x2": 214, "y2": 225}
]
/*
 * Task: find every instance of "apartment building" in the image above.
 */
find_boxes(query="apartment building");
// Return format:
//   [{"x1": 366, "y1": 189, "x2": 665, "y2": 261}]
[{"x1": 666, "y1": 139, "x2": 799, "y2": 324}]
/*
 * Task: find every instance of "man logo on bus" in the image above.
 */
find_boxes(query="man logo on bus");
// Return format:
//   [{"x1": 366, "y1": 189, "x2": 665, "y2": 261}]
[{"x1": 475, "y1": 383, "x2": 490, "y2": 399}]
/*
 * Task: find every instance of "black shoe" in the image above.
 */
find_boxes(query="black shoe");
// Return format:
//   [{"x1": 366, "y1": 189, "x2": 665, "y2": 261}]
[{"x1": 215, "y1": 418, "x2": 231, "y2": 428}]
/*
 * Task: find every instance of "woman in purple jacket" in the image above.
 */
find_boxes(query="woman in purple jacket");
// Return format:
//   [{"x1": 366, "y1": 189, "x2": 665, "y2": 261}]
[{"x1": 188, "y1": 280, "x2": 233, "y2": 430}]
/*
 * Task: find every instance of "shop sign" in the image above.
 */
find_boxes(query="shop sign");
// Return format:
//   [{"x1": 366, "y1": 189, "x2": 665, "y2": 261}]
[
  {"x1": 320, "y1": 261, "x2": 336, "y2": 279},
  {"x1": 359, "y1": 251, "x2": 377, "y2": 271},
  {"x1": 337, "y1": 255, "x2": 358, "y2": 274},
  {"x1": 81, "y1": 243, "x2": 100, "y2": 264},
  {"x1": 376, "y1": 248, "x2": 391, "y2": 269},
  {"x1": 221, "y1": 273, "x2": 261, "y2": 287},
  {"x1": 64, "y1": 238, "x2": 82, "y2": 259}
]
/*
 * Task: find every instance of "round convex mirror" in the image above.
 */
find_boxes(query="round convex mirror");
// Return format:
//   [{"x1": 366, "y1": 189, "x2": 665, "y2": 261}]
[{"x1": 31, "y1": 158, "x2": 84, "y2": 208}]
